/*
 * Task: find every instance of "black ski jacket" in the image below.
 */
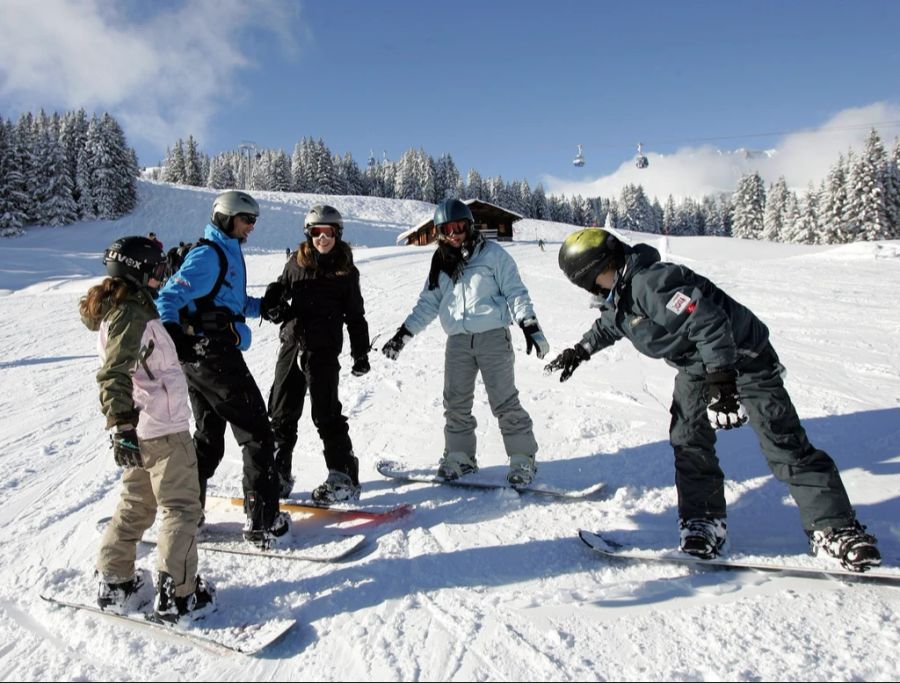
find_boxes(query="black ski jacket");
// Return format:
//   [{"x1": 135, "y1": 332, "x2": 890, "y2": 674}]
[
  {"x1": 581, "y1": 243, "x2": 770, "y2": 375},
  {"x1": 276, "y1": 242, "x2": 370, "y2": 359}
]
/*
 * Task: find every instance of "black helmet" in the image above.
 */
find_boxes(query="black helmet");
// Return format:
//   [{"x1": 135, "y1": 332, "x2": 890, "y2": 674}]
[
  {"x1": 303, "y1": 204, "x2": 344, "y2": 240},
  {"x1": 211, "y1": 190, "x2": 260, "y2": 234},
  {"x1": 558, "y1": 229, "x2": 624, "y2": 292},
  {"x1": 103, "y1": 236, "x2": 165, "y2": 289},
  {"x1": 433, "y1": 198, "x2": 474, "y2": 241}
]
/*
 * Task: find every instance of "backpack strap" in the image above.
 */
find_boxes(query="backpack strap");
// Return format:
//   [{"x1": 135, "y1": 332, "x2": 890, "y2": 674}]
[{"x1": 193, "y1": 238, "x2": 229, "y2": 307}]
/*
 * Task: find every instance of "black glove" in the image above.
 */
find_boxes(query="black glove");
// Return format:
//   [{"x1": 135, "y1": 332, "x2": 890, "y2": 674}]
[
  {"x1": 382, "y1": 325, "x2": 413, "y2": 361},
  {"x1": 110, "y1": 426, "x2": 142, "y2": 468},
  {"x1": 519, "y1": 317, "x2": 550, "y2": 359},
  {"x1": 544, "y1": 344, "x2": 591, "y2": 382},
  {"x1": 163, "y1": 322, "x2": 208, "y2": 364},
  {"x1": 706, "y1": 370, "x2": 748, "y2": 430},
  {"x1": 351, "y1": 355, "x2": 371, "y2": 376},
  {"x1": 261, "y1": 282, "x2": 289, "y2": 324}
]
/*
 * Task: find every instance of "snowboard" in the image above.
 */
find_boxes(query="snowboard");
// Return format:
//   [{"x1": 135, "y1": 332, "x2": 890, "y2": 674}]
[
  {"x1": 214, "y1": 495, "x2": 413, "y2": 528},
  {"x1": 578, "y1": 529, "x2": 900, "y2": 583},
  {"x1": 96, "y1": 515, "x2": 367, "y2": 563},
  {"x1": 40, "y1": 594, "x2": 295, "y2": 655},
  {"x1": 377, "y1": 459, "x2": 605, "y2": 500}
]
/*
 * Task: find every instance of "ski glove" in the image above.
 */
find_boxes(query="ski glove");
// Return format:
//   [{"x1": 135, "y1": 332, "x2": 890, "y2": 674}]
[
  {"x1": 351, "y1": 355, "x2": 371, "y2": 377},
  {"x1": 382, "y1": 325, "x2": 413, "y2": 361},
  {"x1": 111, "y1": 426, "x2": 142, "y2": 468},
  {"x1": 163, "y1": 322, "x2": 208, "y2": 364},
  {"x1": 706, "y1": 370, "x2": 749, "y2": 430},
  {"x1": 261, "y1": 281, "x2": 290, "y2": 324},
  {"x1": 544, "y1": 343, "x2": 591, "y2": 382},
  {"x1": 519, "y1": 317, "x2": 550, "y2": 359}
]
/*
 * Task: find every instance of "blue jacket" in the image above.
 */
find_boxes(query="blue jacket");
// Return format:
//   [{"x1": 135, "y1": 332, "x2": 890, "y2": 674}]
[
  {"x1": 155, "y1": 224, "x2": 261, "y2": 351},
  {"x1": 403, "y1": 240, "x2": 536, "y2": 337}
]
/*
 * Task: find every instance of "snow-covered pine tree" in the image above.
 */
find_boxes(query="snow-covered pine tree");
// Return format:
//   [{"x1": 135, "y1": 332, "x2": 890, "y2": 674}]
[
  {"x1": 819, "y1": 153, "x2": 847, "y2": 244},
  {"x1": 846, "y1": 129, "x2": 890, "y2": 241},
  {"x1": 184, "y1": 135, "x2": 202, "y2": 186},
  {"x1": 313, "y1": 139, "x2": 338, "y2": 194},
  {"x1": 531, "y1": 184, "x2": 548, "y2": 220},
  {"x1": 731, "y1": 172, "x2": 766, "y2": 239},
  {"x1": 663, "y1": 195, "x2": 676, "y2": 235},
  {"x1": 617, "y1": 184, "x2": 654, "y2": 233},
  {"x1": 0, "y1": 120, "x2": 26, "y2": 236},
  {"x1": 162, "y1": 139, "x2": 186, "y2": 184},
  {"x1": 466, "y1": 169, "x2": 484, "y2": 201},
  {"x1": 36, "y1": 128, "x2": 77, "y2": 226},
  {"x1": 763, "y1": 176, "x2": 790, "y2": 241},
  {"x1": 884, "y1": 138, "x2": 900, "y2": 238},
  {"x1": 784, "y1": 183, "x2": 819, "y2": 244}
]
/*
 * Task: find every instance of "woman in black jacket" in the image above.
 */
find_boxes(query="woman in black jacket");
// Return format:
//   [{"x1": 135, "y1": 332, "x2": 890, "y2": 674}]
[{"x1": 265, "y1": 205, "x2": 371, "y2": 503}]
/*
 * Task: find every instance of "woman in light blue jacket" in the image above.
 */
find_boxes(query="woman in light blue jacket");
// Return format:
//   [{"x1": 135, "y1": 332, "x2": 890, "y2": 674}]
[{"x1": 382, "y1": 199, "x2": 549, "y2": 486}]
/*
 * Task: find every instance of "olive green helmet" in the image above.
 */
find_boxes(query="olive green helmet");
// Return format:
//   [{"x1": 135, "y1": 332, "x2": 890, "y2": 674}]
[{"x1": 558, "y1": 228, "x2": 624, "y2": 292}]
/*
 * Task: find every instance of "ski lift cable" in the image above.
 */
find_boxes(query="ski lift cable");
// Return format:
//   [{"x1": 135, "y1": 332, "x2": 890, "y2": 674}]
[{"x1": 586, "y1": 120, "x2": 900, "y2": 151}]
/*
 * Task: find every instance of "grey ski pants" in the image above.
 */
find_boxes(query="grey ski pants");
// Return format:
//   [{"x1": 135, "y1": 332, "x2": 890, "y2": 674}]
[
  {"x1": 443, "y1": 327, "x2": 538, "y2": 460},
  {"x1": 669, "y1": 343, "x2": 855, "y2": 531},
  {"x1": 96, "y1": 431, "x2": 203, "y2": 597}
]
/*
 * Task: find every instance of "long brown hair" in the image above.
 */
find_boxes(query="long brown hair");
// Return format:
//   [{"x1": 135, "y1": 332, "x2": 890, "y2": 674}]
[
  {"x1": 297, "y1": 240, "x2": 353, "y2": 274},
  {"x1": 79, "y1": 277, "x2": 132, "y2": 326}
]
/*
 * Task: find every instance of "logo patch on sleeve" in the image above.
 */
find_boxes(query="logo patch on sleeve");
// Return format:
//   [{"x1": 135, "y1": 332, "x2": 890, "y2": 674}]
[{"x1": 665, "y1": 292, "x2": 693, "y2": 315}]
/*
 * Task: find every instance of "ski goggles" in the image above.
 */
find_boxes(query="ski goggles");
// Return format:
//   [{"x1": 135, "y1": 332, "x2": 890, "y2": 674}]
[
  {"x1": 235, "y1": 213, "x2": 257, "y2": 224},
  {"x1": 308, "y1": 225, "x2": 336, "y2": 238},
  {"x1": 439, "y1": 220, "x2": 468, "y2": 236}
]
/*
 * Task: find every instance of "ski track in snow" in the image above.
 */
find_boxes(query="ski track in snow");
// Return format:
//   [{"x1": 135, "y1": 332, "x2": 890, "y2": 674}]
[{"x1": 0, "y1": 182, "x2": 899, "y2": 680}]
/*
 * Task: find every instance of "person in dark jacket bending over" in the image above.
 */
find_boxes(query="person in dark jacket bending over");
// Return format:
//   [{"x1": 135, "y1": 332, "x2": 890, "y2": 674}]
[
  {"x1": 547, "y1": 228, "x2": 880, "y2": 572},
  {"x1": 264, "y1": 205, "x2": 371, "y2": 503},
  {"x1": 155, "y1": 190, "x2": 290, "y2": 548}
]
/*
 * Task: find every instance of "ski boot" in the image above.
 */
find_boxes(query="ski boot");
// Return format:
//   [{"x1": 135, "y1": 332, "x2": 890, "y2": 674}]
[
  {"x1": 96, "y1": 569, "x2": 148, "y2": 613},
  {"x1": 436, "y1": 451, "x2": 478, "y2": 481},
  {"x1": 507, "y1": 454, "x2": 537, "y2": 487},
  {"x1": 277, "y1": 471, "x2": 295, "y2": 499},
  {"x1": 808, "y1": 520, "x2": 881, "y2": 572},
  {"x1": 154, "y1": 572, "x2": 217, "y2": 624},
  {"x1": 679, "y1": 517, "x2": 727, "y2": 559}
]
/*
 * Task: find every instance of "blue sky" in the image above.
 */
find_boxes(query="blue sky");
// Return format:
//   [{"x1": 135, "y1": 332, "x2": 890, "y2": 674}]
[{"x1": 2, "y1": 0, "x2": 899, "y2": 197}]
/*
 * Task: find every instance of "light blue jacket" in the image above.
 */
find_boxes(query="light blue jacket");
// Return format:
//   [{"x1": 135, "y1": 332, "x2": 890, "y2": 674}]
[
  {"x1": 403, "y1": 240, "x2": 536, "y2": 337},
  {"x1": 155, "y1": 224, "x2": 261, "y2": 351}
]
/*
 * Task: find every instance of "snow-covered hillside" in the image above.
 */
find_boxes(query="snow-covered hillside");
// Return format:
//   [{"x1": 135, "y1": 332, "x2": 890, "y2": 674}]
[{"x1": 1, "y1": 182, "x2": 899, "y2": 680}]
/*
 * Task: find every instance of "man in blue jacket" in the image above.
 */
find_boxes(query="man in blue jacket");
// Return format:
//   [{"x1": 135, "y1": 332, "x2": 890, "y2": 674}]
[
  {"x1": 382, "y1": 198, "x2": 550, "y2": 486},
  {"x1": 156, "y1": 190, "x2": 289, "y2": 548},
  {"x1": 547, "y1": 228, "x2": 880, "y2": 572}
]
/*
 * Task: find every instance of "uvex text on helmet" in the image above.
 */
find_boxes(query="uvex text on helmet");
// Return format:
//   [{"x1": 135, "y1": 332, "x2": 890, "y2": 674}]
[
  {"x1": 558, "y1": 228, "x2": 622, "y2": 291},
  {"x1": 433, "y1": 198, "x2": 474, "y2": 228},
  {"x1": 304, "y1": 204, "x2": 344, "y2": 239},
  {"x1": 103, "y1": 236, "x2": 165, "y2": 288}
]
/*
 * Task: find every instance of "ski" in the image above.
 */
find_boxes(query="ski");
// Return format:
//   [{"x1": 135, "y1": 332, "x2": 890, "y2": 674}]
[
  {"x1": 40, "y1": 594, "x2": 295, "y2": 655},
  {"x1": 96, "y1": 517, "x2": 367, "y2": 563},
  {"x1": 578, "y1": 529, "x2": 900, "y2": 583},
  {"x1": 213, "y1": 495, "x2": 413, "y2": 527},
  {"x1": 377, "y1": 459, "x2": 605, "y2": 500}
]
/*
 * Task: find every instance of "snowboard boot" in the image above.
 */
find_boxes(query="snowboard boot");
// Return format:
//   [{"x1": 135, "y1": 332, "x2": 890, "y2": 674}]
[
  {"x1": 679, "y1": 517, "x2": 727, "y2": 559},
  {"x1": 154, "y1": 572, "x2": 217, "y2": 624},
  {"x1": 312, "y1": 471, "x2": 361, "y2": 504},
  {"x1": 96, "y1": 569, "x2": 147, "y2": 613},
  {"x1": 436, "y1": 451, "x2": 478, "y2": 481},
  {"x1": 808, "y1": 520, "x2": 881, "y2": 572},
  {"x1": 507, "y1": 454, "x2": 537, "y2": 487},
  {"x1": 242, "y1": 491, "x2": 292, "y2": 549}
]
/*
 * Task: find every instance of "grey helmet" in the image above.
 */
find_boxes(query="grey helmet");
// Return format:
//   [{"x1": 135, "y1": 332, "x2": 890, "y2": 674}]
[
  {"x1": 211, "y1": 190, "x2": 260, "y2": 234},
  {"x1": 303, "y1": 204, "x2": 344, "y2": 240}
]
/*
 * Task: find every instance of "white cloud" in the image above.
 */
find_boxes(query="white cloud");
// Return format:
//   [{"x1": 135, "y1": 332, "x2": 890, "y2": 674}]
[
  {"x1": 0, "y1": 0, "x2": 303, "y2": 151},
  {"x1": 544, "y1": 102, "x2": 900, "y2": 201}
]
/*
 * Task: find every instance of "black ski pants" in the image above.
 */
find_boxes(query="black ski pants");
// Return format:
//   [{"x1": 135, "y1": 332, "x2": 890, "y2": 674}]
[
  {"x1": 669, "y1": 343, "x2": 855, "y2": 532},
  {"x1": 267, "y1": 339, "x2": 355, "y2": 478},
  {"x1": 183, "y1": 347, "x2": 280, "y2": 524}
]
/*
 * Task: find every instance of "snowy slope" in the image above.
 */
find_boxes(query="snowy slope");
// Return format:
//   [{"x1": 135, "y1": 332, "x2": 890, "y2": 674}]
[{"x1": 1, "y1": 181, "x2": 899, "y2": 680}]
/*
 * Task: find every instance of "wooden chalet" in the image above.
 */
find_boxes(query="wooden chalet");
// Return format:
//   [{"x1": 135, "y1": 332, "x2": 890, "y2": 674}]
[{"x1": 396, "y1": 199, "x2": 523, "y2": 246}]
